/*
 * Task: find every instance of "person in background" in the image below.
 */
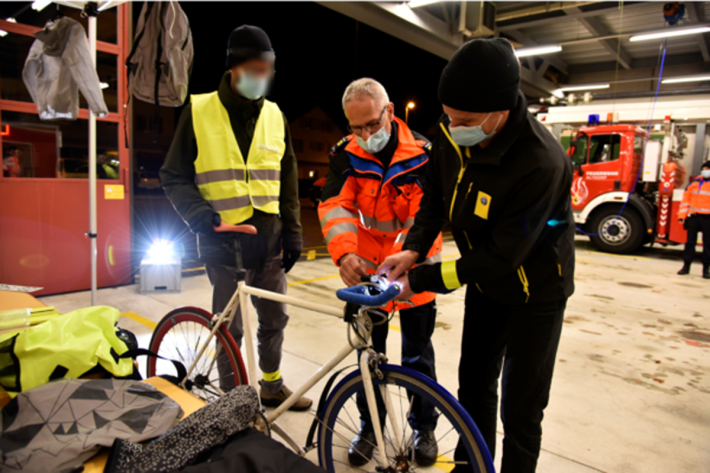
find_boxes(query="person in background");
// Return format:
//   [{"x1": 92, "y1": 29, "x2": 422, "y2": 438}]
[
  {"x1": 3, "y1": 146, "x2": 21, "y2": 178},
  {"x1": 160, "y1": 25, "x2": 310, "y2": 410},
  {"x1": 378, "y1": 39, "x2": 575, "y2": 473},
  {"x1": 318, "y1": 78, "x2": 443, "y2": 467},
  {"x1": 678, "y1": 161, "x2": 710, "y2": 279}
]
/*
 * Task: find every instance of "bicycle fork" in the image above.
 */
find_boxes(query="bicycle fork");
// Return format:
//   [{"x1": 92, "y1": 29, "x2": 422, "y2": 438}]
[{"x1": 360, "y1": 349, "x2": 406, "y2": 470}]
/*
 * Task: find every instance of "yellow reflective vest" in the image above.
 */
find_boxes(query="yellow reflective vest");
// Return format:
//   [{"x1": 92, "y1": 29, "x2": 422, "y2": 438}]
[{"x1": 191, "y1": 91, "x2": 285, "y2": 224}]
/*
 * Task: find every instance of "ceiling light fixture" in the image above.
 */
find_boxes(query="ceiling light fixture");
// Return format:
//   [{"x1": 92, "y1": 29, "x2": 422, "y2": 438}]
[
  {"x1": 630, "y1": 25, "x2": 710, "y2": 42},
  {"x1": 100, "y1": 82, "x2": 110, "y2": 89},
  {"x1": 559, "y1": 84, "x2": 610, "y2": 92},
  {"x1": 661, "y1": 75, "x2": 710, "y2": 84},
  {"x1": 514, "y1": 45, "x2": 562, "y2": 58},
  {"x1": 409, "y1": 0, "x2": 441, "y2": 8},
  {"x1": 32, "y1": 0, "x2": 53, "y2": 11}
]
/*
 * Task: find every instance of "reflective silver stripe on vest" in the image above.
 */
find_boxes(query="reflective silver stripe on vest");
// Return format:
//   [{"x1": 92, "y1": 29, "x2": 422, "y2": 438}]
[
  {"x1": 320, "y1": 207, "x2": 359, "y2": 227},
  {"x1": 689, "y1": 206, "x2": 710, "y2": 212},
  {"x1": 395, "y1": 232, "x2": 407, "y2": 244},
  {"x1": 680, "y1": 203, "x2": 689, "y2": 207},
  {"x1": 362, "y1": 215, "x2": 402, "y2": 232},
  {"x1": 195, "y1": 169, "x2": 245, "y2": 185},
  {"x1": 420, "y1": 253, "x2": 443, "y2": 265},
  {"x1": 699, "y1": 190, "x2": 710, "y2": 196},
  {"x1": 251, "y1": 195, "x2": 279, "y2": 207},
  {"x1": 250, "y1": 169, "x2": 281, "y2": 181},
  {"x1": 325, "y1": 222, "x2": 358, "y2": 246},
  {"x1": 403, "y1": 217, "x2": 415, "y2": 230},
  {"x1": 360, "y1": 256, "x2": 378, "y2": 270},
  {"x1": 209, "y1": 195, "x2": 251, "y2": 211}
]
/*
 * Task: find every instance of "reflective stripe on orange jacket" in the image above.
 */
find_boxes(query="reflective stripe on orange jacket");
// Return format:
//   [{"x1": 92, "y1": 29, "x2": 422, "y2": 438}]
[
  {"x1": 318, "y1": 117, "x2": 443, "y2": 310},
  {"x1": 679, "y1": 177, "x2": 710, "y2": 220}
]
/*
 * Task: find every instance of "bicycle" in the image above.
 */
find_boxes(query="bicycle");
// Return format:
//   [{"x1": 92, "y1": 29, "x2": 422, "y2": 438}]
[{"x1": 147, "y1": 240, "x2": 494, "y2": 472}]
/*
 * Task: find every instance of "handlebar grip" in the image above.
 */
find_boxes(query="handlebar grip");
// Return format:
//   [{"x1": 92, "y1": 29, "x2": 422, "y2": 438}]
[{"x1": 336, "y1": 284, "x2": 401, "y2": 307}]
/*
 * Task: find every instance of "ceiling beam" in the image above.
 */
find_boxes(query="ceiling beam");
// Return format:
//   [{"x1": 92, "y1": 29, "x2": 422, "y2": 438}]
[
  {"x1": 319, "y1": 2, "x2": 560, "y2": 96},
  {"x1": 686, "y1": 2, "x2": 710, "y2": 62},
  {"x1": 504, "y1": 28, "x2": 569, "y2": 75},
  {"x1": 567, "y1": 7, "x2": 632, "y2": 69},
  {"x1": 536, "y1": 59, "x2": 551, "y2": 80},
  {"x1": 317, "y1": 2, "x2": 464, "y2": 60},
  {"x1": 497, "y1": 3, "x2": 644, "y2": 32}
]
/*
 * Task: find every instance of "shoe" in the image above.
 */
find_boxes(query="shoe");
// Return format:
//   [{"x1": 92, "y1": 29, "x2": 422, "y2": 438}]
[
  {"x1": 259, "y1": 381, "x2": 313, "y2": 411},
  {"x1": 413, "y1": 430, "x2": 438, "y2": 467},
  {"x1": 704, "y1": 265, "x2": 710, "y2": 279},
  {"x1": 678, "y1": 263, "x2": 691, "y2": 275},
  {"x1": 348, "y1": 429, "x2": 377, "y2": 466}
]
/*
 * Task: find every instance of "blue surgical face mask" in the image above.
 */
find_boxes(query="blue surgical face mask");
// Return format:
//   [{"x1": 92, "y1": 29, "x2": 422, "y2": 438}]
[
  {"x1": 448, "y1": 113, "x2": 502, "y2": 147},
  {"x1": 356, "y1": 125, "x2": 390, "y2": 154},
  {"x1": 235, "y1": 72, "x2": 269, "y2": 100},
  {"x1": 702, "y1": 169, "x2": 710, "y2": 179}
]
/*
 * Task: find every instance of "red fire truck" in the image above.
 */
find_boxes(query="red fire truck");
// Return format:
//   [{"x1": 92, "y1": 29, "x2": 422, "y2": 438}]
[{"x1": 568, "y1": 124, "x2": 687, "y2": 254}]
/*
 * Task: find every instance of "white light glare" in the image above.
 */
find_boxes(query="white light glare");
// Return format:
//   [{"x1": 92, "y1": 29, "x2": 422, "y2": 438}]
[
  {"x1": 559, "y1": 84, "x2": 610, "y2": 92},
  {"x1": 662, "y1": 75, "x2": 710, "y2": 84},
  {"x1": 32, "y1": 0, "x2": 53, "y2": 12},
  {"x1": 146, "y1": 238, "x2": 176, "y2": 264},
  {"x1": 1, "y1": 17, "x2": 16, "y2": 37},
  {"x1": 409, "y1": 0, "x2": 441, "y2": 8},
  {"x1": 100, "y1": 82, "x2": 109, "y2": 89},
  {"x1": 514, "y1": 45, "x2": 562, "y2": 58},
  {"x1": 630, "y1": 26, "x2": 710, "y2": 42}
]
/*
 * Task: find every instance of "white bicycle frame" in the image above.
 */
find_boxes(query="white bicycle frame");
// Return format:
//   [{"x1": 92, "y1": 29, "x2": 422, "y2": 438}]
[{"x1": 180, "y1": 280, "x2": 398, "y2": 465}]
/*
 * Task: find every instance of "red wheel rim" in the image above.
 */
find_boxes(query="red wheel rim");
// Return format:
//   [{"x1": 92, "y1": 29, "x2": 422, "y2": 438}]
[{"x1": 148, "y1": 310, "x2": 248, "y2": 392}]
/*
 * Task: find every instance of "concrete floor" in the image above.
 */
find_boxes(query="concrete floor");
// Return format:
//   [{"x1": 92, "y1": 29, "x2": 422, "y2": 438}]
[{"x1": 40, "y1": 237, "x2": 710, "y2": 473}]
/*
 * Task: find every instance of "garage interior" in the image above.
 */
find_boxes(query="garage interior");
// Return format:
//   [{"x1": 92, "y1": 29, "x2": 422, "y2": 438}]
[{"x1": 0, "y1": 2, "x2": 709, "y2": 473}]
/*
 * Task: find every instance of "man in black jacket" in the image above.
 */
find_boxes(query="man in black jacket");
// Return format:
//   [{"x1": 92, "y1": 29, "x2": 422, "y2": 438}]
[
  {"x1": 380, "y1": 39, "x2": 575, "y2": 472},
  {"x1": 160, "y1": 25, "x2": 310, "y2": 410}
]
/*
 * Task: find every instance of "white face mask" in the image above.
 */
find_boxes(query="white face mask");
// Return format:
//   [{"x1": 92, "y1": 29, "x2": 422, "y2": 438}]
[
  {"x1": 356, "y1": 125, "x2": 390, "y2": 154},
  {"x1": 702, "y1": 169, "x2": 710, "y2": 179},
  {"x1": 448, "y1": 113, "x2": 502, "y2": 147}
]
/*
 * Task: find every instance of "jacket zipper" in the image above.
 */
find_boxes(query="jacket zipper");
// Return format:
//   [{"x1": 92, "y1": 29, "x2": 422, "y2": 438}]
[
  {"x1": 440, "y1": 123, "x2": 470, "y2": 221},
  {"x1": 517, "y1": 265, "x2": 530, "y2": 303}
]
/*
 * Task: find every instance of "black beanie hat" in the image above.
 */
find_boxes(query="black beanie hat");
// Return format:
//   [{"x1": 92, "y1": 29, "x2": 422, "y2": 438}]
[
  {"x1": 226, "y1": 25, "x2": 274, "y2": 69},
  {"x1": 438, "y1": 38, "x2": 520, "y2": 113},
  {"x1": 702, "y1": 161, "x2": 710, "y2": 169}
]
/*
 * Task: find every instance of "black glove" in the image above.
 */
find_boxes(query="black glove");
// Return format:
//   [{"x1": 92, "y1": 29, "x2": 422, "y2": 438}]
[
  {"x1": 281, "y1": 248, "x2": 301, "y2": 274},
  {"x1": 281, "y1": 233, "x2": 302, "y2": 274}
]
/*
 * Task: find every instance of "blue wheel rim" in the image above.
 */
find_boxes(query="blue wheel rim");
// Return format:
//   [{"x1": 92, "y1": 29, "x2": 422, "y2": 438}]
[{"x1": 316, "y1": 364, "x2": 494, "y2": 472}]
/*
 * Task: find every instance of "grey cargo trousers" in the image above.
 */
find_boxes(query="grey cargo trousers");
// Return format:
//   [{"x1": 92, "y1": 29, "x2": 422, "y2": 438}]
[{"x1": 206, "y1": 256, "x2": 289, "y2": 394}]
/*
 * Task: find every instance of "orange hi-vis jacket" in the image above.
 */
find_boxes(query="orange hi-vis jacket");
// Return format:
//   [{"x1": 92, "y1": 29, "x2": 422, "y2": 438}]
[
  {"x1": 318, "y1": 117, "x2": 443, "y2": 309},
  {"x1": 679, "y1": 176, "x2": 710, "y2": 220}
]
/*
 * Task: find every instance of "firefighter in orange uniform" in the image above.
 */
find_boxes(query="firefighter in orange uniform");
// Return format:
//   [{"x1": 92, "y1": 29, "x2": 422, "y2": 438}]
[
  {"x1": 318, "y1": 78, "x2": 443, "y2": 467},
  {"x1": 678, "y1": 161, "x2": 710, "y2": 278}
]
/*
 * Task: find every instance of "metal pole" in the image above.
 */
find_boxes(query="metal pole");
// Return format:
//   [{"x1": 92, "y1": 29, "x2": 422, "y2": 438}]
[{"x1": 88, "y1": 14, "x2": 98, "y2": 306}]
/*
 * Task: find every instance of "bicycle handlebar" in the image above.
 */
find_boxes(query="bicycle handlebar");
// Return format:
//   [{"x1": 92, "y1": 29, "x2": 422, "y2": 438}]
[{"x1": 336, "y1": 283, "x2": 401, "y2": 307}]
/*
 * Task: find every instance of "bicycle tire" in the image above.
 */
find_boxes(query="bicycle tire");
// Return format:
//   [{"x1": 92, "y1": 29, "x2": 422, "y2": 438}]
[
  {"x1": 148, "y1": 307, "x2": 248, "y2": 401},
  {"x1": 317, "y1": 364, "x2": 494, "y2": 473}
]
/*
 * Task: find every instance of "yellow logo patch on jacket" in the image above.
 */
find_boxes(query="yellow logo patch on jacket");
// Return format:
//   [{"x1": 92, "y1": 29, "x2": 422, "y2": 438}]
[{"x1": 474, "y1": 191, "x2": 491, "y2": 220}]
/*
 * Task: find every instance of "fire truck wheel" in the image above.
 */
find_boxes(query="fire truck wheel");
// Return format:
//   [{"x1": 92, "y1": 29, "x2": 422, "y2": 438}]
[{"x1": 588, "y1": 205, "x2": 644, "y2": 254}]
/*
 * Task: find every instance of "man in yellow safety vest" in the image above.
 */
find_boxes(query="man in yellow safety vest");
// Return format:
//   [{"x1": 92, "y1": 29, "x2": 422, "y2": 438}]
[{"x1": 160, "y1": 25, "x2": 310, "y2": 410}]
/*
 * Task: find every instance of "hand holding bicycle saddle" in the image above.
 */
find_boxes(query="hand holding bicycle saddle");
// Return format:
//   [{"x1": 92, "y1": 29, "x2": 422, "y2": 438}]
[{"x1": 148, "y1": 270, "x2": 494, "y2": 473}]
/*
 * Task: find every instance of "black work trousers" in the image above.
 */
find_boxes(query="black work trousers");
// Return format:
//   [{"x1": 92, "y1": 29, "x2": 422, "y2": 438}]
[
  {"x1": 453, "y1": 288, "x2": 566, "y2": 473},
  {"x1": 356, "y1": 301, "x2": 438, "y2": 433},
  {"x1": 682, "y1": 214, "x2": 710, "y2": 266}
]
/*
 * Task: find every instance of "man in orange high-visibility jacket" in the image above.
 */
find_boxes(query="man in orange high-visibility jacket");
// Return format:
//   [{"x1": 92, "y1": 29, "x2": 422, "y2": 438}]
[
  {"x1": 678, "y1": 161, "x2": 710, "y2": 278},
  {"x1": 318, "y1": 78, "x2": 443, "y2": 467}
]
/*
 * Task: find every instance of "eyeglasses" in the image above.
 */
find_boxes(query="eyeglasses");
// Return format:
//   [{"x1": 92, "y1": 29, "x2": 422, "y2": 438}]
[{"x1": 348, "y1": 106, "x2": 387, "y2": 135}]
